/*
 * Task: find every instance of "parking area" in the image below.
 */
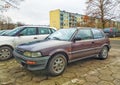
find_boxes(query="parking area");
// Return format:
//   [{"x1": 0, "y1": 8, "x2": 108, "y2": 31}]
[{"x1": 0, "y1": 40, "x2": 120, "y2": 85}]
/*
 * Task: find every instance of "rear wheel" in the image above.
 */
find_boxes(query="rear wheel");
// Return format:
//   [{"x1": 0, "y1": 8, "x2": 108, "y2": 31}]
[
  {"x1": 98, "y1": 46, "x2": 108, "y2": 60},
  {"x1": 47, "y1": 53, "x2": 67, "y2": 76},
  {"x1": 0, "y1": 46, "x2": 13, "y2": 61}
]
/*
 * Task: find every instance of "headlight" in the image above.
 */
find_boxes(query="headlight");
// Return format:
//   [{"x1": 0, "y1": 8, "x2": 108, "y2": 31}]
[
  {"x1": 23, "y1": 51, "x2": 42, "y2": 57},
  {"x1": 32, "y1": 52, "x2": 42, "y2": 57}
]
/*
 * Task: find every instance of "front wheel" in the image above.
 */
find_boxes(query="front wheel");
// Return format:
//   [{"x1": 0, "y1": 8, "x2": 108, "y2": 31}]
[
  {"x1": 98, "y1": 46, "x2": 108, "y2": 60},
  {"x1": 47, "y1": 53, "x2": 67, "y2": 76},
  {"x1": 0, "y1": 46, "x2": 13, "y2": 61}
]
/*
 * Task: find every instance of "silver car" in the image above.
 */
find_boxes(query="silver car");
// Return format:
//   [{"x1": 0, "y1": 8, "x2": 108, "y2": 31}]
[{"x1": 0, "y1": 26, "x2": 56, "y2": 60}]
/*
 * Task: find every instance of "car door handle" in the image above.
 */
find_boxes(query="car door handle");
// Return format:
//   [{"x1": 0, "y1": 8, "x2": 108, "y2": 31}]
[
  {"x1": 34, "y1": 37, "x2": 37, "y2": 39},
  {"x1": 92, "y1": 42, "x2": 95, "y2": 44}
]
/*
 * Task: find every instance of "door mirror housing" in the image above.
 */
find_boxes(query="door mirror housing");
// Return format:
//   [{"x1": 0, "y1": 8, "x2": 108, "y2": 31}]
[
  {"x1": 73, "y1": 37, "x2": 82, "y2": 42},
  {"x1": 18, "y1": 33, "x2": 23, "y2": 36}
]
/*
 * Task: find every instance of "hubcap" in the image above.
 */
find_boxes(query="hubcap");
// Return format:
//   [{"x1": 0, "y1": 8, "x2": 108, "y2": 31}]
[
  {"x1": 52, "y1": 56, "x2": 65, "y2": 73},
  {"x1": 102, "y1": 47, "x2": 108, "y2": 58},
  {"x1": 0, "y1": 48, "x2": 11, "y2": 60}
]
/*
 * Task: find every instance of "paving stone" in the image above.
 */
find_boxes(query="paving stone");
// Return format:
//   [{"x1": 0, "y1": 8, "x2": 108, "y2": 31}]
[
  {"x1": 88, "y1": 70, "x2": 100, "y2": 76},
  {"x1": 109, "y1": 66, "x2": 120, "y2": 73},
  {"x1": 0, "y1": 79, "x2": 15, "y2": 85},
  {"x1": 98, "y1": 69, "x2": 112, "y2": 75},
  {"x1": 32, "y1": 76, "x2": 47, "y2": 83},
  {"x1": 21, "y1": 75, "x2": 32, "y2": 82},
  {"x1": 72, "y1": 79, "x2": 85, "y2": 85},
  {"x1": 12, "y1": 72, "x2": 27, "y2": 78},
  {"x1": 98, "y1": 81, "x2": 114, "y2": 85},
  {"x1": 22, "y1": 81, "x2": 33, "y2": 85},
  {"x1": 99, "y1": 74, "x2": 114, "y2": 81},
  {"x1": 49, "y1": 76, "x2": 70, "y2": 85},
  {"x1": 113, "y1": 79, "x2": 120, "y2": 85},
  {"x1": 62, "y1": 72, "x2": 76, "y2": 79},
  {"x1": 83, "y1": 82, "x2": 97, "y2": 85},
  {"x1": 0, "y1": 63, "x2": 6, "y2": 66},
  {"x1": 40, "y1": 80, "x2": 55, "y2": 85},
  {"x1": 112, "y1": 73, "x2": 120, "y2": 79},
  {"x1": 85, "y1": 75, "x2": 100, "y2": 82}
]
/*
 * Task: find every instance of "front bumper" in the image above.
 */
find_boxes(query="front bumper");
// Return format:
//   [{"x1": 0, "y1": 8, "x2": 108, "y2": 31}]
[{"x1": 13, "y1": 50, "x2": 50, "y2": 71}]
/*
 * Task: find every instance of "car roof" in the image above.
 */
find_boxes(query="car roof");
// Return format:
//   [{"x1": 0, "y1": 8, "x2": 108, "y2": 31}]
[
  {"x1": 76, "y1": 27, "x2": 98, "y2": 30},
  {"x1": 18, "y1": 25, "x2": 55, "y2": 29}
]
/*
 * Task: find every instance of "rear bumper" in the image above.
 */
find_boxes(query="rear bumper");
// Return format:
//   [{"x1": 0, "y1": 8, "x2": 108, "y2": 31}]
[{"x1": 13, "y1": 51, "x2": 50, "y2": 71}]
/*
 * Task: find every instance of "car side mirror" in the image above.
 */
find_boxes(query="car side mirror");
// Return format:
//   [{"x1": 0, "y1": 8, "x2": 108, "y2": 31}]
[
  {"x1": 73, "y1": 37, "x2": 82, "y2": 42},
  {"x1": 18, "y1": 33, "x2": 23, "y2": 36}
]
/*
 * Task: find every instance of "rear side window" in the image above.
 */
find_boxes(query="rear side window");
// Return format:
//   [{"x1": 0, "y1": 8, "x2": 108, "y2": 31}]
[
  {"x1": 92, "y1": 29, "x2": 104, "y2": 39},
  {"x1": 75, "y1": 29, "x2": 93, "y2": 40},
  {"x1": 38, "y1": 28, "x2": 51, "y2": 34}
]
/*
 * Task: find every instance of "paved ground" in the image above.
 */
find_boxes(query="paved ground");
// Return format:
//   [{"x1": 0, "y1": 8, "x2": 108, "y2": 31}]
[{"x1": 0, "y1": 40, "x2": 120, "y2": 85}]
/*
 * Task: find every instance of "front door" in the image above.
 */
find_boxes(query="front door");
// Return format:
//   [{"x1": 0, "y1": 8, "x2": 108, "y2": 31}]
[
  {"x1": 14, "y1": 27, "x2": 38, "y2": 46},
  {"x1": 71, "y1": 29, "x2": 94, "y2": 60}
]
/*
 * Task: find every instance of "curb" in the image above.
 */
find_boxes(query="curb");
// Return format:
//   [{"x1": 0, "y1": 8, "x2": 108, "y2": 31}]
[{"x1": 109, "y1": 37, "x2": 120, "y2": 40}]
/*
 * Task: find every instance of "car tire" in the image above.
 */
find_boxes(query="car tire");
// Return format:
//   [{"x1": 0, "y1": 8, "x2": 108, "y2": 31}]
[
  {"x1": 47, "y1": 53, "x2": 67, "y2": 76},
  {"x1": 98, "y1": 46, "x2": 108, "y2": 60},
  {"x1": 0, "y1": 46, "x2": 13, "y2": 61}
]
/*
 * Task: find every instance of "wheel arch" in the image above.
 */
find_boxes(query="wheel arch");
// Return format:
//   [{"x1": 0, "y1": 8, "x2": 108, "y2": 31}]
[
  {"x1": 0, "y1": 45, "x2": 14, "y2": 51},
  {"x1": 103, "y1": 45, "x2": 110, "y2": 51},
  {"x1": 46, "y1": 51, "x2": 69, "y2": 68}
]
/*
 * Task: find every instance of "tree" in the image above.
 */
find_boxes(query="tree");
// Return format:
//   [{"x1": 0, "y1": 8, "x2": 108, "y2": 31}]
[
  {"x1": 86, "y1": 0, "x2": 119, "y2": 29},
  {"x1": 0, "y1": 0, "x2": 24, "y2": 12}
]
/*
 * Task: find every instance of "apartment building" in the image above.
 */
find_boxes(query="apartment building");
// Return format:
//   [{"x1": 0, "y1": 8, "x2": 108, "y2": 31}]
[
  {"x1": 50, "y1": 9, "x2": 120, "y2": 30},
  {"x1": 50, "y1": 9, "x2": 84, "y2": 29}
]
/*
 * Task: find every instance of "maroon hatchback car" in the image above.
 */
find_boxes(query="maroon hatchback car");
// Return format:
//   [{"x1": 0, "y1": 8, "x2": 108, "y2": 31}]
[{"x1": 13, "y1": 27, "x2": 111, "y2": 76}]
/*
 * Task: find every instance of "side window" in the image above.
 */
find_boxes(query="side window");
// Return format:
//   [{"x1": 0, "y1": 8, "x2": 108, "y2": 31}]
[
  {"x1": 38, "y1": 28, "x2": 51, "y2": 34},
  {"x1": 92, "y1": 29, "x2": 104, "y2": 39},
  {"x1": 75, "y1": 29, "x2": 93, "y2": 40},
  {"x1": 19, "y1": 27, "x2": 36, "y2": 36}
]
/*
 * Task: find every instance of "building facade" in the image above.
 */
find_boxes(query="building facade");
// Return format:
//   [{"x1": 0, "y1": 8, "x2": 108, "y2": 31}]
[
  {"x1": 50, "y1": 9, "x2": 120, "y2": 30},
  {"x1": 50, "y1": 9, "x2": 84, "y2": 29}
]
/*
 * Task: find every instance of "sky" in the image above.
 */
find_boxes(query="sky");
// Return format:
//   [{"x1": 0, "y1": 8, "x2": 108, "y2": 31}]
[{"x1": 3, "y1": 0, "x2": 87, "y2": 25}]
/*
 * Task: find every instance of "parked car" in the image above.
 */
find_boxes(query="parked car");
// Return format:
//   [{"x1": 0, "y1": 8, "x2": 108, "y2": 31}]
[
  {"x1": 13, "y1": 27, "x2": 111, "y2": 76},
  {"x1": 103, "y1": 28, "x2": 120, "y2": 37},
  {"x1": 0, "y1": 26, "x2": 56, "y2": 60}
]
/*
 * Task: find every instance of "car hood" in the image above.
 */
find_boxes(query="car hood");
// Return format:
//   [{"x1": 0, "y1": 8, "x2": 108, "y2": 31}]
[
  {"x1": 17, "y1": 40, "x2": 71, "y2": 51},
  {"x1": 0, "y1": 36, "x2": 14, "y2": 41}
]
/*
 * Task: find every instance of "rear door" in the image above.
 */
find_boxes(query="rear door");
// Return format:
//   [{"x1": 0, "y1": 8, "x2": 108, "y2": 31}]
[{"x1": 71, "y1": 29, "x2": 95, "y2": 60}]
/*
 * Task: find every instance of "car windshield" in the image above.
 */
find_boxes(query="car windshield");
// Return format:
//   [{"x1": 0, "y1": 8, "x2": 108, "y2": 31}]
[
  {"x1": 1, "y1": 27, "x2": 23, "y2": 36},
  {"x1": 47, "y1": 28, "x2": 76, "y2": 41}
]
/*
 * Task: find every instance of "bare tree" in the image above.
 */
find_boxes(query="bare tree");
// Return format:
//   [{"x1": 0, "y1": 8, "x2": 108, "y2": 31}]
[
  {"x1": 0, "y1": 0, "x2": 24, "y2": 12},
  {"x1": 86, "y1": 0, "x2": 119, "y2": 29}
]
